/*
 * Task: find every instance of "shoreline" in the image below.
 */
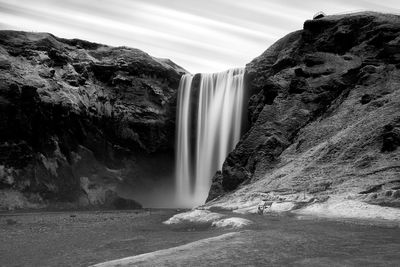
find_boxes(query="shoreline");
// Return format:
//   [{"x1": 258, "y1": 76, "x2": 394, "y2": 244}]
[
  {"x1": 202, "y1": 192, "x2": 400, "y2": 227},
  {"x1": 293, "y1": 197, "x2": 400, "y2": 226}
]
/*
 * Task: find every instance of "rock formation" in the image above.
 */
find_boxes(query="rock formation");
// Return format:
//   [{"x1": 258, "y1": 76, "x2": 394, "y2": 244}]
[
  {"x1": 0, "y1": 30, "x2": 186, "y2": 210},
  {"x1": 1, "y1": 11, "x2": 400, "y2": 212},
  {"x1": 207, "y1": 12, "x2": 400, "y2": 208}
]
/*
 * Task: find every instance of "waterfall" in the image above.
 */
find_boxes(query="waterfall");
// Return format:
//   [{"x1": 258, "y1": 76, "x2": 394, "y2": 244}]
[{"x1": 175, "y1": 68, "x2": 245, "y2": 207}]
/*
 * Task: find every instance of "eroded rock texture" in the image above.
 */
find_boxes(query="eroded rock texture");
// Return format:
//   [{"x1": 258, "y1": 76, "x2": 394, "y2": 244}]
[
  {"x1": 0, "y1": 30, "x2": 186, "y2": 210},
  {"x1": 208, "y1": 12, "x2": 400, "y2": 207}
]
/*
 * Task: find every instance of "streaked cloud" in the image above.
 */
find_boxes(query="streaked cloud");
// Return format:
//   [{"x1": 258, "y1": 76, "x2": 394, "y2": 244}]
[{"x1": 0, "y1": 0, "x2": 399, "y2": 73}]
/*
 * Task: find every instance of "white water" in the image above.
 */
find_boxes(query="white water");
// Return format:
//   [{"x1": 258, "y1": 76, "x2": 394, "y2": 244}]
[{"x1": 175, "y1": 68, "x2": 245, "y2": 207}]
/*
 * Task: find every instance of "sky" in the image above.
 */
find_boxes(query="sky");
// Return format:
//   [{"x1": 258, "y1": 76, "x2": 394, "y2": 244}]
[{"x1": 0, "y1": 0, "x2": 399, "y2": 73}]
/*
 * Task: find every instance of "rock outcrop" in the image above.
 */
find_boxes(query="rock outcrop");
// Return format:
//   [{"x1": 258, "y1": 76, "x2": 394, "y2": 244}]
[
  {"x1": 0, "y1": 30, "x2": 186, "y2": 210},
  {"x1": 207, "y1": 12, "x2": 400, "y2": 209}
]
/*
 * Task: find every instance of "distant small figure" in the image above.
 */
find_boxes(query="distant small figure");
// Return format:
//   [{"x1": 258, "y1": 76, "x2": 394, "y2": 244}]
[
  {"x1": 257, "y1": 201, "x2": 269, "y2": 215},
  {"x1": 313, "y1": 11, "x2": 326, "y2": 20},
  {"x1": 257, "y1": 205, "x2": 264, "y2": 215}
]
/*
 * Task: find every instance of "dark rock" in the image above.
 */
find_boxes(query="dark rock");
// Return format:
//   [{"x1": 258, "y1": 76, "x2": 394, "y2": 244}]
[
  {"x1": 72, "y1": 63, "x2": 88, "y2": 75},
  {"x1": 66, "y1": 80, "x2": 79, "y2": 87},
  {"x1": 55, "y1": 37, "x2": 101, "y2": 50},
  {"x1": 313, "y1": 12, "x2": 326, "y2": 20},
  {"x1": 271, "y1": 57, "x2": 297, "y2": 74},
  {"x1": 294, "y1": 68, "x2": 310, "y2": 78},
  {"x1": 246, "y1": 78, "x2": 281, "y2": 123},
  {"x1": 78, "y1": 77, "x2": 86, "y2": 85},
  {"x1": 304, "y1": 54, "x2": 325, "y2": 67},
  {"x1": 48, "y1": 48, "x2": 70, "y2": 66},
  {"x1": 112, "y1": 74, "x2": 132, "y2": 86},
  {"x1": 385, "y1": 190, "x2": 393, "y2": 197},
  {"x1": 379, "y1": 43, "x2": 400, "y2": 63},
  {"x1": 21, "y1": 85, "x2": 39, "y2": 99},
  {"x1": 39, "y1": 68, "x2": 55, "y2": 78},
  {"x1": 113, "y1": 196, "x2": 142, "y2": 210},
  {"x1": 368, "y1": 31, "x2": 396, "y2": 48},
  {"x1": 91, "y1": 63, "x2": 116, "y2": 82},
  {"x1": 359, "y1": 184, "x2": 383, "y2": 194},
  {"x1": 104, "y1": 190, "x2": 142, "y2": 210},
  {"x1": 289, "y1": 78, "x2": 308, "y2": 94},
  {"x1": 206, "y1": 171, "x2": 224, "y2": 202},
  {"x1": 362, "y1": 58, "x2": 381, "y2": 67},
  {"x1": 360, "y1": 94, "x2": 373, "y2": 104},
  {"x1": 222, "y1": 166, "x2": 249, "y2": 191},
  {"x1": 0, "y1": 58, "x2": 11, "y2": 70},
  {"x1": 308, "y1": 182, "x2": 332, "y2": 193},
  {"x1": 381, "y1": 122, "x2": 400, "y2": 152},
  {"x1": 303, "y1": 18, "x2": 336, "y2": 34},
  {"x1": 333, "y1": 25, "x2": 356, "y2": 54}
]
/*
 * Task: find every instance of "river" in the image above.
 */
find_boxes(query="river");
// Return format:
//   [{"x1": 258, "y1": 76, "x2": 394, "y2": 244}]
[{"x1": 1, "y1": 209, "x2": 399, "y2": 266}]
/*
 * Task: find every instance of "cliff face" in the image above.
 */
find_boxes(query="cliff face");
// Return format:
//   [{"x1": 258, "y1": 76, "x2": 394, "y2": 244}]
[
  {"x1": 208, "y1": 12, "x2": 400, "y2": 208},
  {"x1": 0, "y1": 30, "x2": 185, "y2": 210}
]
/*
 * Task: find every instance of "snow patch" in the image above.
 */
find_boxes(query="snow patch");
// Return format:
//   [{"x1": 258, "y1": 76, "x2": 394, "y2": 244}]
[
  {"x1": 233, "y1": 204, "x2": 259, "y2": 214},
  {"x1": 295, "y1": 197, "x2": 400, "y2": 222},
  {"x1": 211, "y1": 217, "x2": 253, "y2": 229},
  {"x1": 163, "y1": 210, "x2": 254, "y2": 229},
  {"x1": 90, "y1": 232, "x2": 241, "y2": 267},
  {"x1": 163, "y1": 209, "x2": 225, "y2": 225},
  {"x1": 209, "y1": 195, "x2": 264, "y2": 214},
  {"x1": 269, "y1": 201, "x2": 296, "y2": 212},
  {"x1": 233, "y1": 201, "x2": 297, "y2": 214}
]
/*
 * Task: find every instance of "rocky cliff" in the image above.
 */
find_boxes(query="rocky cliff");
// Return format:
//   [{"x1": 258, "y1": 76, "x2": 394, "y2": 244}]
[
  {"x1": 0, "y1": 30, "x2": 186, "y2": 210},
  {"x1": 207, "y1": 12, "x2": 400, "y2": 209}
]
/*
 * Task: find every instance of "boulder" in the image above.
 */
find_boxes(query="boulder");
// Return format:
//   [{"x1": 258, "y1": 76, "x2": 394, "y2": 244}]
[{"x1": 104, "y1": 190, "x2": 142, "y2": 210}]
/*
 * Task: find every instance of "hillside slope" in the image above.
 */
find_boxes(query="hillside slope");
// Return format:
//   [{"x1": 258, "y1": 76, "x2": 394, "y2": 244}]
[
  {"x1": 0, "y1": 31, "x2": 185, "y2": 210},
  {"x1": 207, "y1": 12, "x2": 400, "y2": 213}
]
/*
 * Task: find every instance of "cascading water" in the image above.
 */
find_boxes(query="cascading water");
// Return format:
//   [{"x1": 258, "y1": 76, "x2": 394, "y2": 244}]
[{"x1": 175, "y1": 68, "x2": 245, "y2": 207}]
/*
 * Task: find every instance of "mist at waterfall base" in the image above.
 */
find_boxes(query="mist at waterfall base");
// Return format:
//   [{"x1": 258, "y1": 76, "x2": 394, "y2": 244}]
[{"x1": 174, "y1": 68, "x2": 246, "y2": 208}]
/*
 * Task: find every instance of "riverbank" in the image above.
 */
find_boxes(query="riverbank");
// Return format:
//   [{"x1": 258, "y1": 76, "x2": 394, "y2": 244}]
[{"x1": 203, "y1": 191, "x2": 400, "y2": 227}]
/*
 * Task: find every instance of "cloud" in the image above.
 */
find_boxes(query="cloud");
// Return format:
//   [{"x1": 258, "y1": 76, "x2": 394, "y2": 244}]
[{"x1": 0, "y1": 0, "x2": 399, "y2": 73}]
